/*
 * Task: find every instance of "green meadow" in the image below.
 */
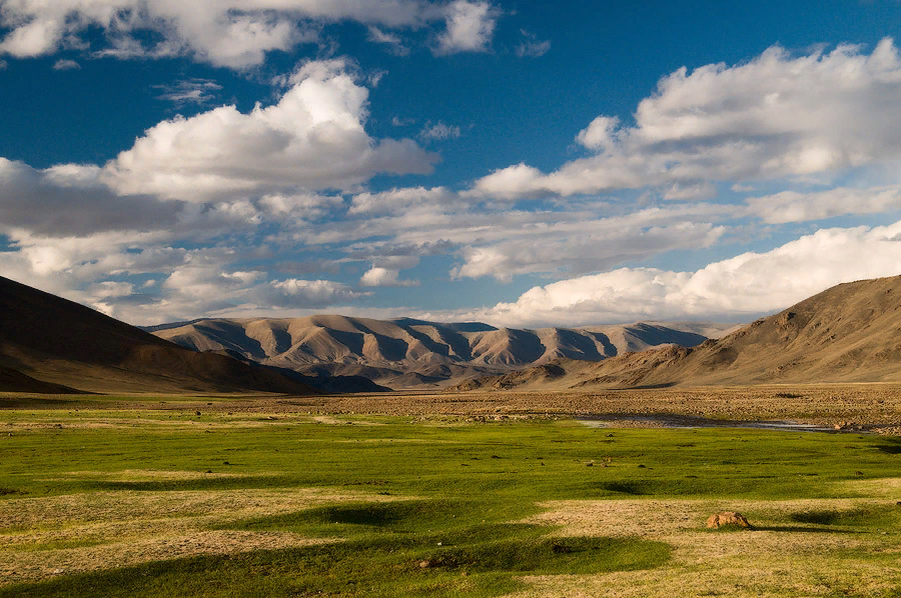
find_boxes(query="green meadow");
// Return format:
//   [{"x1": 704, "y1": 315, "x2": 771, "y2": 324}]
[{"x1": 1, "y1": 400, "x2": 901, "y2": 597}]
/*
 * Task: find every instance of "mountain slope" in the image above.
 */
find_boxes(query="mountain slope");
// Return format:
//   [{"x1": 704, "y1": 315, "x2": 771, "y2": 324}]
[
  {"x1": 0, "y1": 276, "x2": 319, "y2": 395},
  {"x1": 151, "y1": 315, "x2": 732, "y2": 388},
  {"x1": 457, "y1": 275, "x2": 901, "y2": 391}
]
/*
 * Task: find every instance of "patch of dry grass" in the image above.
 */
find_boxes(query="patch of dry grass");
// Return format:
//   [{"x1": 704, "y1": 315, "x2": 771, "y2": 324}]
[
  {"x1": 510, "y1": 485, "x2": 901, "y2": 597},
  {"x1": 0, "y1": 486, "x2": 402, "y2": 586}
]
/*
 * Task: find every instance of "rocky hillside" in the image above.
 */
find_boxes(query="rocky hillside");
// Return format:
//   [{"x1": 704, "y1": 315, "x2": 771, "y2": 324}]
[{"x1": 455, "y1": 275, "x2": 901, "y2": 391}]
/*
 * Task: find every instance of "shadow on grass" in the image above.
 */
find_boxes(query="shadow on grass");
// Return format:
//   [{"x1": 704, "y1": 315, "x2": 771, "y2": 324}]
[
  {"x1": 748, "y1": 526, "x2": 864, "y2": 534},
  {"x1": 59, "y1": 476, "x2": 298, "y2": 493},
  {"x1": 789, "y1": 506, "x2": 901, "y2": 527},
  {"x1": 0, "y1": 526, "x2": 672, "y2": 598},
  {"x1": 875, "y1": 441, "x2": 901, "y2": 455}
]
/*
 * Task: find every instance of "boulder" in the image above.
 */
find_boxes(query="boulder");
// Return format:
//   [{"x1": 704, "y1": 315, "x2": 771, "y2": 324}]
[{"x1": 706, "y1": 511, "x2": 754, "y2": 528}]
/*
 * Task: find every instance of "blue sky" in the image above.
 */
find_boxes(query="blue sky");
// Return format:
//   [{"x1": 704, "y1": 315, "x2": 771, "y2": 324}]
[{"x1": 2, "y1": 0, "x2": 901, "y2": 327}]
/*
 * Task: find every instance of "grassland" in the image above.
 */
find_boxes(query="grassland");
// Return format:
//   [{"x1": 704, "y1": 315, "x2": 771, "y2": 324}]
[{"x1": 2, "y1": 389, "x2": 901, "y2": 597}]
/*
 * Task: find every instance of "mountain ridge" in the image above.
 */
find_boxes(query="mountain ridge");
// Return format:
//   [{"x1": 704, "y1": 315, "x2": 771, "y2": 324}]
[
  {"x1": 149, "y1": 316, "x2": 736, "y2": 389},
  {"x1": 453, "y1": 275, "x2": 901, "y2": 391}
]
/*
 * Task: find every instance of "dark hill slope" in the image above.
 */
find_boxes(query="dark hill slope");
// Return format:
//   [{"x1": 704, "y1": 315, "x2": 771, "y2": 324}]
[{"x1": 0, "y1": 276, "x2": 318, "y2": 395}]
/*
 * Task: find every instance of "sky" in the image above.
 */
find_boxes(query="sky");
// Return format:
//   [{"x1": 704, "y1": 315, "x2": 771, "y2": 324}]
[{"x1": 3, "y1": 1, "x2": 901, "y2": 328}]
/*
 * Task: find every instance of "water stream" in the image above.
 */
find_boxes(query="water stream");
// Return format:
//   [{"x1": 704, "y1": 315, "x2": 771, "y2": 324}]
[{"x1": 577, "y1": 414, "x2": 864, "y2": 433}]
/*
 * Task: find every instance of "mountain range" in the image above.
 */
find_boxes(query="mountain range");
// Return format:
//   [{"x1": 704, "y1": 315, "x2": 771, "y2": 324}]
[
  {"x1": 455, "y1": 275, "x2": 901, "y2": 391},
  {"x1": 7, "y1": 273, "x2": 901, "y2": 396},
  {"x1": 147, "y1": 317, "x2": 736, "y2": 389}
]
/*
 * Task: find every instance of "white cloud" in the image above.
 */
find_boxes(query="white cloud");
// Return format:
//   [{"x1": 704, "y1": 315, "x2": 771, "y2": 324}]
[
  {"x1": 662, "y1": 181, "x2": 717, "y2": 201},
  {"x1": 0, "y1": 0, "x2": 446, "y2": 68},
  {"x1": 450, "y1": 220, "x2": 727, "y2": 281},
  {"x1": 0, "y1": 59, "x2": 6, "y2": 69},
  {"x1": 419, "y1": 122, "x2": 462, "y2": 141},
  {"x1": 154, "y1": 78, "x2": 222, "y2": 106},
  {"x1": 435, "y1": 0, "x2": 498, "y2": 55},
  {"x1": 360, "y1": 265, "x2": 419, "y2": 287},
  {"x1": 367, "y1": 26, "x2": 410, "y2": 56},
  {"x1": 268, "y1": 278, "x2": 368, "y2": 306},
  {"x1": 745, "y1": 185, "x2": 901, "y2": 223},
  {"x1": 86, "y1": 281, "x2": 135, "y2": 299},
  {"x1": 474, "y1": 38, "x2": 901, "y2": 199},
  {"x1": 258, "y1": 192, "x2": 343, "y2": 219},
  {"x1": 0, "y1": 0, "x2": 501, "y2": 67},
  {"x1": 575, "y1": 116, "x2": 620, "y2": 152},
  {"x1": 51, "y1": 58, "x2": 80, "y2": 70},
  {"x1": 104, "y1": 58, "x2": 437, "y2": 201},
  {"x1": 515, "y1": 30, "x2": 550, "y2": 58},
  {"x1": 459, "y1": 221, "x2": 901, "y2": 327},
  {"x1": 349, "y1": 186, "x2": 456, "y2": 215}
]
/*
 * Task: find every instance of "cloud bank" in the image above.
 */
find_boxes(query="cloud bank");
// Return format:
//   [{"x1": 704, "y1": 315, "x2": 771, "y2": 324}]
[
  {"x1": 0, "y1": 0, "x2": 502, "y2": 67},
  {"x1": 455, "y1": 222, "x2": 901, "y2": 328},
  {"x1": 475, "y1": 39, "x2": 901, "y2": 199}
]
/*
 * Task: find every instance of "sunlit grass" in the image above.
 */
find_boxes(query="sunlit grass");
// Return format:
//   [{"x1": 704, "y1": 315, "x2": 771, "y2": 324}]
[{"x1": 1, "y1": 403, "x2": 900, "y2": 596}]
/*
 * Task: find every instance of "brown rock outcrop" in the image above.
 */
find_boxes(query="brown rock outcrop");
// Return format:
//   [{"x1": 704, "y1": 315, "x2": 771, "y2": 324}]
[{"x1": 706, "y1": 511, "x2": 754, "y2": 528}]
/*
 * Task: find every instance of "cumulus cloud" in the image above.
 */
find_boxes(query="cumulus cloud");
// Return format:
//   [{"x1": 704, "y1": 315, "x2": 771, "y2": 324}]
[
  {"x1": 459, "y1": 221, "x2": 901, "y2": 327},
  {"x1": 358, "y1": 255, "x2": 420, "y2": 287},
  {"x1": 0, "y1": 0, "x2": 450, "y2": 68},
  {"x1": 474, "y1": 38, "x2": 901, "y2": 199},
  {"x1": 360, "y1": 266, "x2": 418, "y2": 287},
  {"x1": 267, "y1": 278, "x2": 367, "y2": 306},
  {"x1": 435, "y1": 0, "x2": 499, "y2": 55},
  {"x1": 104, "y1": 58, "x2": 437, "y2": 201}
]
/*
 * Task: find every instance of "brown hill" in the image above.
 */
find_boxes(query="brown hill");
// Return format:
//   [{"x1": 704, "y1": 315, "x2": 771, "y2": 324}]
[
  {"x1": 456, "y1": 275, "x2": 901, "y2": 391},
  {"x1": 148, "y1": 316, "x2": 732, "y2": 389},
  {"x1": 0, "y1": 276, "x2": 319, "y2": 395}
]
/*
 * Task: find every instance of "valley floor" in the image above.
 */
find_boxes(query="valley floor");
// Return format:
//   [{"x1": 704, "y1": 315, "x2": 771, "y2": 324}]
[
  {"x1": 6, "y1": 383, "x2": 901, "y2": 433},
  {"x1": 2, "y1": 387, "x2": 901, "y2": 597}
]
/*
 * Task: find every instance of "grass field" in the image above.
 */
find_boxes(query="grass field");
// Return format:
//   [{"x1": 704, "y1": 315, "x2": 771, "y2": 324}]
[{"x1": 2, "y1": 393, "x2": 901, "y2": 597}]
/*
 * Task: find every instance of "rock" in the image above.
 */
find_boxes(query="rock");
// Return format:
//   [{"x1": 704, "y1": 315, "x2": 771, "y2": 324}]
[
  {"x1": 706, "y1": 511, "x2": 754, "y2": 529},
  {"x1": 419, "y1": 560, "x2": 432, "y2": 568}
]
